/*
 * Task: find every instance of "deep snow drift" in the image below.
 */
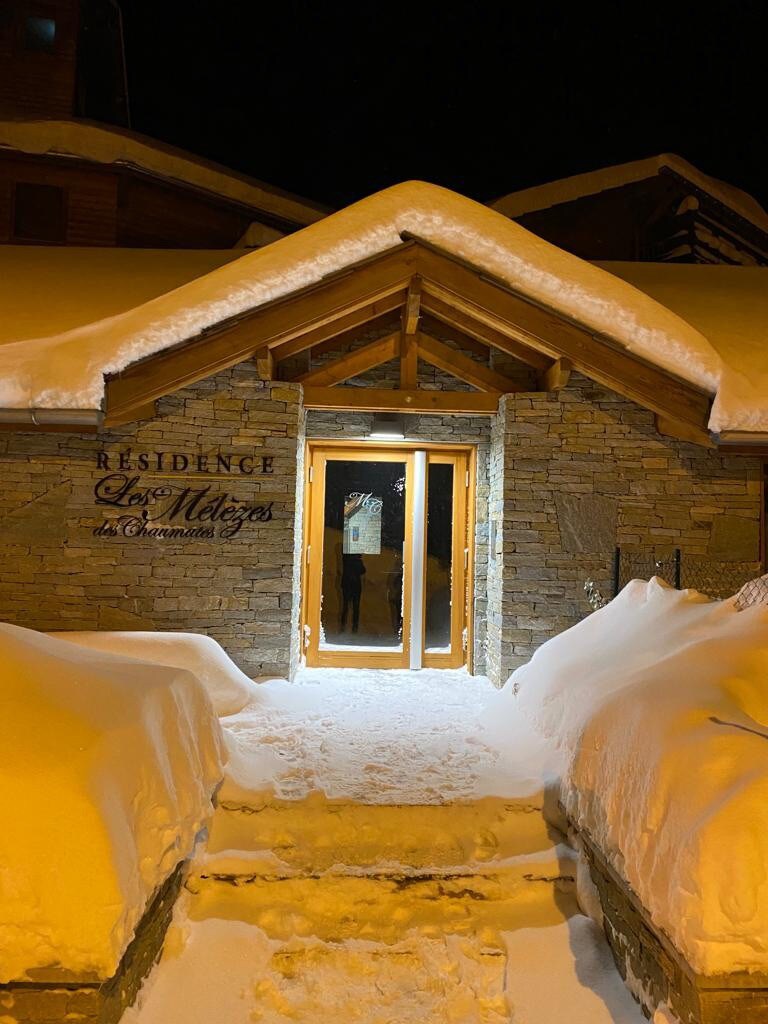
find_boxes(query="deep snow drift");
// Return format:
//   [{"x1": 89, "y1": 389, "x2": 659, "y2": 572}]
[
  {"x1": 0, "y1": 624, "x2": 223, "y2": 983},
  {"x1": 50, "y1": 630, "x2": 259, "y2": 716},
  {"x1": 485, "y1": 578, "x2": 768, "y2": 976}
]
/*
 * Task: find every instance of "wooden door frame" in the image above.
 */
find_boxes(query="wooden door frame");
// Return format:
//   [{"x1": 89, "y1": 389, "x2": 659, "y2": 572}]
[
  {"x1": 301, "y1": 439, "x2": 476, "y2": 672},
  {"x1": 422, "y1": 449, "x2": 473, "y2": 671}
]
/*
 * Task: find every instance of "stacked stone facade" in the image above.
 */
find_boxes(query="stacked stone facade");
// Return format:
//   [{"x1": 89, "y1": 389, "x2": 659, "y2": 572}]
[
  {"x1": 0, "y1": 365, "x2": 761, "y2": 686},
  {"x1": 0, "y1": 363, "x2": 304, "y2": 678},
  {"x1": 486, "y1": 374, "x2": 762, "y2": 684}
]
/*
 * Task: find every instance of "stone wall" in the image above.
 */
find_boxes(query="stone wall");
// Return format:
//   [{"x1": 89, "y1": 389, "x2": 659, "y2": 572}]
[
  {"x1": 0, "y1": 362, "x2": 761, "y2": 687},
  {"x1": 486, "y1": 374, "x2": 763, "y2": 684},
  {"x1": 580, "y1": 829, "x2": 768, "y2": 1024},
  {"x1": 0, "y1": 363, "x2": 304, "y2": 678},
  {"x1": 0, "y1": 860, "x2": 184, "y2": 1024},
  {"x1": 305, "y1": 410, "x2": 492, "y2": 674}
]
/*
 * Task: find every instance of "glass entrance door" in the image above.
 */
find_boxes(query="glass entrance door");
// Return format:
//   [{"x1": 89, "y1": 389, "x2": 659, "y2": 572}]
[{"x1": 303, "y1": 444, "x2": 473, "y2": 670}]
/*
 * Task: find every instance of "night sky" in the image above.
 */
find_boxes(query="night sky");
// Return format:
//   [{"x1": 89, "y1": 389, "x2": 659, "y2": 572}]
[{"x1": 119, "y1": 2, "x2": 768, "y2": 212}]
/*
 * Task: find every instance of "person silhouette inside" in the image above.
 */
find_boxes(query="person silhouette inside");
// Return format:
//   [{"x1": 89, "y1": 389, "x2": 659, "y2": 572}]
[{"x1": 340, "y1": 553, "x2": 366, "y2": 634}]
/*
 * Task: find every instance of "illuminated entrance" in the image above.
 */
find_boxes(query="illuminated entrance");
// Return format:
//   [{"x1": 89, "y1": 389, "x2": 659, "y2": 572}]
[{"x1": 302, "y1": 442, "x2": 475, "y2": 670}]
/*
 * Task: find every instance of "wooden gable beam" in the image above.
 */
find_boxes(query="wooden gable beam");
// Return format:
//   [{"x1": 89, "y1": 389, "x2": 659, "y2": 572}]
[
  {"x1": 400, "y1": 277, "x2": 421, "y2": 389},
  {"x1": 294, "y1": 332, "x2": 399, "y2": 387},
  {"x1": 410, "y1": 245, "x2": 712, "y2": 440},
  {"x1": 272, "y1": 293, "x2": 405, "y2": 364},
  {"x1": 302, "y1": 386, "x2": 500, "y2": 415},
  {"x1": 421, "y1": 292, "x2": 552, "y2": 371},
  {"x1": 306, "y1": 312, "x2": 401, "y2": 362},
  {"x1": 105, "y1": 243, "x2": 418, "y2": 423},
  {"x1": 420, "y1": 313, "x2": 490, "y2": 359},
  {"x1": 416, "y1": 333, "x2": 521, "y2": 394},
  {"x1": 404, "y1": 277, "x2": 422, "y2": 334}
]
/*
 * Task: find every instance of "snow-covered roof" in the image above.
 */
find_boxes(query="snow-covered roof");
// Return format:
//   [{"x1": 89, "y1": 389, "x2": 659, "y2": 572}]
[
  {"x1": 0, "y1": 119, "x2": 328, "y2": 228},
  {"x1": 0, "y1": 246, "x2": 240, "y2": 344},
  {"x1": 490, "y1": 154, "x2": 768, "y2": 235},
  {"x1": 598, "y1": 262, "x2": 768, "y2": 435},
  {"x1": 0, "y1": 182, "x2": 765, "y2": 436},
  {"x1": 0, "y1": 181, "x2": 726, "y2": 418}
]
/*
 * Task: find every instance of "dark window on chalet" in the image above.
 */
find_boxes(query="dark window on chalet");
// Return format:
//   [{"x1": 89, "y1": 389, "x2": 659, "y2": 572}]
[
  {"x1": 24, "y1": 14, "x2": 56, "y2": 51},
  {"x1": 12, "y1": 182, "x2": 66, "y2": 242},
  {"x1": 0, "y1": 4, "x2": 14, "y2": 37}
]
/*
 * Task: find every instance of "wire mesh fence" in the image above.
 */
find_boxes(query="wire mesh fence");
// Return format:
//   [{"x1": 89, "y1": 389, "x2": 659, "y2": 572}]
[{"x1": 612, "y1": 547, "x2": 763, "y2": 601}]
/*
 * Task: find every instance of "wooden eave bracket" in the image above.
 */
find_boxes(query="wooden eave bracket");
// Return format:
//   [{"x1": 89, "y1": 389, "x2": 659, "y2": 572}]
[
  {"x1": 538, "y1": 357, "x2": 572, "y2": 392},
  {"x1": 655, "y1": 414, "x2": 715, "y2": 449},
  {"x1": 255, "y1": 346, "x2": 274, "y2": 380}
]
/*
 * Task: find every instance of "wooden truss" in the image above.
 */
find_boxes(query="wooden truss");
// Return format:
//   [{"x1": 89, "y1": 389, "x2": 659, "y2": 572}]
[{"x1": 104, "y1": 238, "x2": 713, "y2": 444}]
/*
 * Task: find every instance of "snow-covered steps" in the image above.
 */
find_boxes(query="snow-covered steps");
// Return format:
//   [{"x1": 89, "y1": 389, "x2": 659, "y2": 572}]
[
  {"x1": 123, "y1": 914, "x2": 648, "y2": 1024},
  {"x1": 202, "y1": 792, "x2": 559, "y2": 877},
  {"x1": 187, "y1": 847, "x2": 577, "y2": 944}
]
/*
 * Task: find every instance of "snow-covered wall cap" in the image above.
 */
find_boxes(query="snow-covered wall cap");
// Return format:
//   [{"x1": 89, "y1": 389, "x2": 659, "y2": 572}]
[
  {"x1": 0, "y1": 180, "x2": 722, "y2": 414},
  {"x1": 490, "y1": 153, "x2": 768, "y2": 235},
  {"x1": 0, "y1": 119, "x2": 328, "y2": 227}
]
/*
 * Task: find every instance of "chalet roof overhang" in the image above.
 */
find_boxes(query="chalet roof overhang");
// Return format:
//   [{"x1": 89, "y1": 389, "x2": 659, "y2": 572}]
[
  {"x1": 0, "y1": 120, "x2": 330, "y2": 232},
  {"x1": 95, "y1": 236, "x2": 715, "y2": 447}
]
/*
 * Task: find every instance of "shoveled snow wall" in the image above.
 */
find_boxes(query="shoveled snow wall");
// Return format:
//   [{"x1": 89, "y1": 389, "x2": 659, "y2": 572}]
[
  {"x1": 0, "y1": 362, "x2": 305, "y2": 678},
  {"x1": 0, "y1": 623, "x2": 224, "y2": 983},
  {"x1": 485, "y1": 371, "x2": 762, "y2": 685}
]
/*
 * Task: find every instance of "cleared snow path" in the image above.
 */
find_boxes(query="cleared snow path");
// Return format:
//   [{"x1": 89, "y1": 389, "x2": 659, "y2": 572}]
[
  {"x1": 122, "y1": 666, "x2": 656, "y2": 1023},
  {"x1": 220, "y1": 666, "x2": 550, "y2": 806}
]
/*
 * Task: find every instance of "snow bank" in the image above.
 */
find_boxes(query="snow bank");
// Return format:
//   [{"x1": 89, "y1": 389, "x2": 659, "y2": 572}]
[
  {"x1": 485, "y1": 579, "x2": 768, "y2": 975},
  {"x1": 0, "y1": 181, "x2": 720, "y2": 411},
  {"x1": 0, "y1": 623, "x2": 224, "y2": 983},
  {"x1": 50, "y1": 631, "x2": 258, "y2": 716}
]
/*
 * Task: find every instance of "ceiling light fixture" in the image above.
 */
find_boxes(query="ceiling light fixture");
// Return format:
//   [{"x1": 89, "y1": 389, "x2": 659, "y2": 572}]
[{"x1": 370, "y1": 412, "x2": 405, "y2": 439}]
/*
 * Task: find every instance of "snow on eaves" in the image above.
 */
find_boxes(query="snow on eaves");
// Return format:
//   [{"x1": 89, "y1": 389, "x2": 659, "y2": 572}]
[
  {"x1": 0, "y1": 119, "x2": 327, "y2": 228},
  {"x1": 0, "y1": 181, "x2": 722, "y2": 414},
  {"x1": 490, "y1": 153, "x2": 768, "y2": 235}
]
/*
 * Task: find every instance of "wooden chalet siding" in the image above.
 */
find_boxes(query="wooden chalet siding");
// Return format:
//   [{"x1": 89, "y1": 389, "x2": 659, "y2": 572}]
[
  {"x1": 0, "y1": 0, "x2": 80, "y2": 119},
  {"x1": 116, "y1": 174, "x2": 253, "y2": 248},
  {"x1": 0, "y1": 153, "x2": 118, "y2": 245},
  {"x1": 515, "y1": 174, "x2": 768, "y2": 266},
  {"x1": 515, "y1": 176, "x2": 683, "y2": 262},
  {"x1": 0, "y1": 150, "x2": 305, "y2": 248}
]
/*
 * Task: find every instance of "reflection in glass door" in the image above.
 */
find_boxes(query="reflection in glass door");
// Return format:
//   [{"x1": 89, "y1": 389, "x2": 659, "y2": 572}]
[
  {"x1": 321, "y1": 458, "x2": 407, "y2": 654},
  {"x1": 303, "y1": 444, "x2": 472, "y2": 670}
]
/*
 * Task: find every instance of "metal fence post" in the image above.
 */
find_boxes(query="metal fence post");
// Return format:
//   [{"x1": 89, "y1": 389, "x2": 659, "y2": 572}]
[
  {"x1": 612, "y1": 546, "x2": 621, "y2": 598},
  {"x1": 674, "y1": 548, "x2": 682, "y2": 590}
]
